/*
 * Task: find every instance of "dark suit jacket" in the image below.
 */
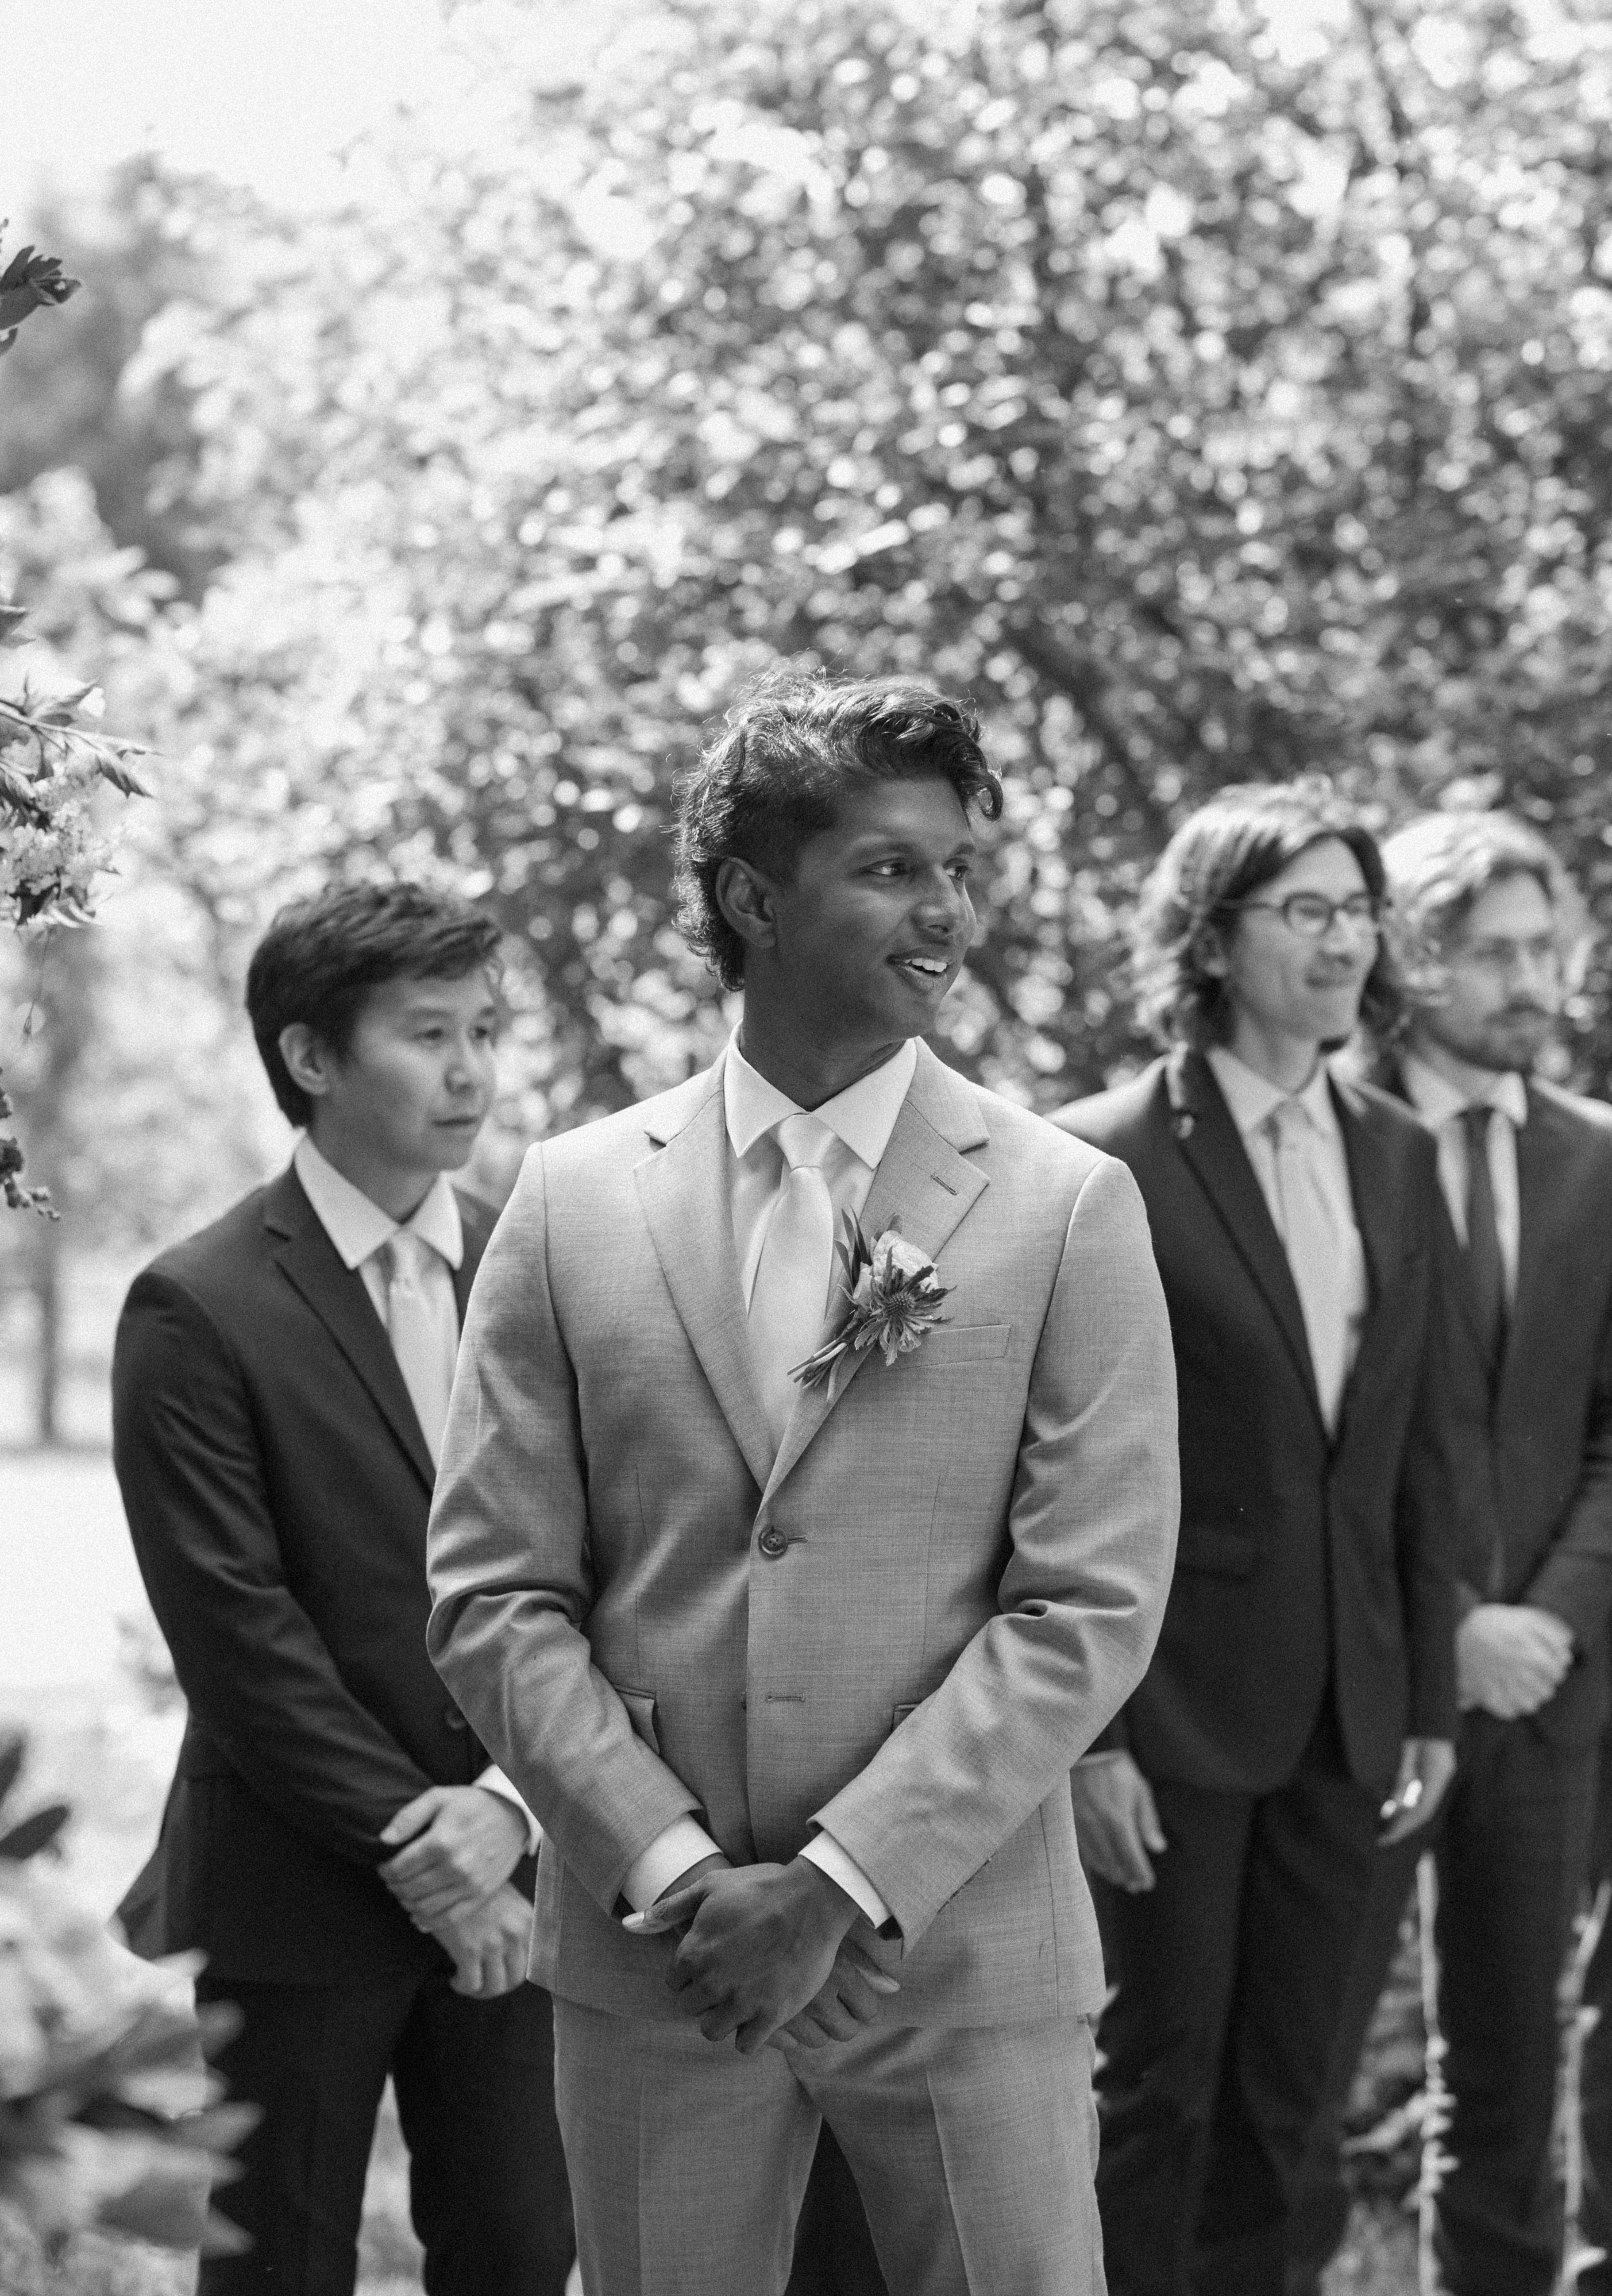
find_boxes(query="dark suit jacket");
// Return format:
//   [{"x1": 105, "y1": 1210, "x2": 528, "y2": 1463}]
[
  {"x1": 1056, "y1": 1048, "x2": 1466, "y2": 1796},
  {"x1": 1374, "y1": 1061, "x2": 1612, "y2": 1748},
  {"x1": 112, "y1": 1165, "x2": 509, "y2": 1983}
]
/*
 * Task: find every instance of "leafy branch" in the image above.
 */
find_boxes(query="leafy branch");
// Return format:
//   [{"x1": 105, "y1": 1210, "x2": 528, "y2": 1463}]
[{"x1": 0, "y1": 225, "x2": 147, "y2": 1212}]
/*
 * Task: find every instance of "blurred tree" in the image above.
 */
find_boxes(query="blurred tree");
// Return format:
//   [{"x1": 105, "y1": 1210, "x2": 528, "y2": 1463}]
[
  {"x1": 0, "y1": 164, "x2": 219, "y2": 597},
  {"x1": 131, "y1": 0, "x2": 1612, "y2": 1115}
]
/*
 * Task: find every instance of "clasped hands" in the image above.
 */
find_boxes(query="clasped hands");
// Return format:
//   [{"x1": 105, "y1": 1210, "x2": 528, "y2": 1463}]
[
  {"x1": 629, "y1": 1852, "x2": 900, "y2": 2056},
  {"x1": 378, "y1": 1784, "x2": 531, "y2": 1999},
  {"x1": 1457, "y1": 1602, "x2": 1574, "y2": 1720}
]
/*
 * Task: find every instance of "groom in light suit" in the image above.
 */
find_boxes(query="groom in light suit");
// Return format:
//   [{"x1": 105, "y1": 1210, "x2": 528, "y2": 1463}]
[{"x1": 427, "y1": 675, "x2": 1179, "y2": 2296}]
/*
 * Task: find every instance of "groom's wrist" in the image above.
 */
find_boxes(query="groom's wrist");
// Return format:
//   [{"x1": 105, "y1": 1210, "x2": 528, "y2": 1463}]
[{"x1": 787, "y1": 1855, "x2": 860, "y2": 1944}]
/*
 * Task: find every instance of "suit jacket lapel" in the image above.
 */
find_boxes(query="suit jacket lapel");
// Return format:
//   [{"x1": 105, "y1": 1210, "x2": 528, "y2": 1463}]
[
  {"x1": 451, "y1": 1192, "x2": 494, "y2": 1329},
  {"x1": 635, "y1": 1062, "x2": 776, "y2": 1493},
  {"x1": 1329, "y1": 1074, "x2": 1404, "y2": 1430},
  {"x1": 1373, "y1": 1053, "x2": 1486, "y2": 1359},
  {"x1": 1505, "y1": 1087, "x2": 1574, "y2": 1397},
  {"x1": 263, "y1": 1168, "x2": 436, "y2": 1493},
  {"x1": 1169, "y1": 1048, "x2": 1325, "y2": 1432},
  {"x1": 761, "y1": 1044, "x2": 991, "y2": 1502}
]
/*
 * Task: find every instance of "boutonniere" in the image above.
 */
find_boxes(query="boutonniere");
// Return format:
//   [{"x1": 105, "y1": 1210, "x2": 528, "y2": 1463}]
[{"x1": 791, "y1": 1213, "x2": 952, "y2": 1392}]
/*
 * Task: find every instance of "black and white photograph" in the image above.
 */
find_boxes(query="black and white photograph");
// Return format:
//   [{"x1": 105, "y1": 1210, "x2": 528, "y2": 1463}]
[{"x1": 4, "y1": 4, "x2": 1612, "y2": 2294}]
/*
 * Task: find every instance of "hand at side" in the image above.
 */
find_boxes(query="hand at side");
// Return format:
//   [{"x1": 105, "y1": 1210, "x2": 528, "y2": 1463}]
[
  {"x1": 422, "y1": 1879, "x2": 533, "y2": 1998},
  {"x1": 378, "y1": 1784, "x2": 527, "y2": 1922},
  {"x1": 655, "y1": 1859, "x2": 863, "y2": 2053},
  {"x1": 1378, "y1": 1736, "x2": 1457, "y2": 1844},
  {"x1": 1070, "y1": 1752, "x2": 1165, "y2": 1891}
]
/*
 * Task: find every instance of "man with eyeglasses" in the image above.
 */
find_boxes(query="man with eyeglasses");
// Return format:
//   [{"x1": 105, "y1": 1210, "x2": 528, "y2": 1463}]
[
  {"x1": 1291, "y1": 812, "x2": 1612, "y2": 2296},
  {"x1": 1055, "y1": 781, "x2": 1465, "y2": 2296}
]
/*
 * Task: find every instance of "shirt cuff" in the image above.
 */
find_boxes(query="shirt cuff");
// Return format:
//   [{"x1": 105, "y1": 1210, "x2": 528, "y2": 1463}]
[
  {"x1": 801, "y1": 1832, "x2": 891, "y2": 1929},
  {"x1": 474, "y1": 1766, "x2": 541, "y2": 1857},
  {"x1": 621, "y1": 1816, "x2": 725, "y2": 1913}
]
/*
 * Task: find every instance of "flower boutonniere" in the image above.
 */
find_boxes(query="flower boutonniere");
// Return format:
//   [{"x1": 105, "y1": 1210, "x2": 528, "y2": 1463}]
[{"x1": 792, "y1": 1213, "x2": 952, "y2": 1393}]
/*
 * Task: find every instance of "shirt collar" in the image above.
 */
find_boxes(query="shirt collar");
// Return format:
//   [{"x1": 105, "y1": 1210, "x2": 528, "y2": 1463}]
[
  {"x1": 292, "y1": 1134, "x2": 464, "y2": 1270},
  {"x1": 1206, "y1": 1044, "x2": 1340, "y2": 1142},
  {"x1": 724, "y1": 1033, "x2": 919, "y2": 1173},
  {"x1": 1401, "y1": 1048, "x2": 1529, "y2": 1132}
]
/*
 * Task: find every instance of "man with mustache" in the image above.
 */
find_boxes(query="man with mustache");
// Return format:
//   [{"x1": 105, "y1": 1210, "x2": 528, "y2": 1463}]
[{"x1": 1292, "y1": 813, "x2": 1612, "y2": 2296}]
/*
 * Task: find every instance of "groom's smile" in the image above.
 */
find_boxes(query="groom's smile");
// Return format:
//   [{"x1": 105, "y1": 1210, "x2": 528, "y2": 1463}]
[{"x1": 742, "y1": 776, "x2": 980, "y2": 1095}]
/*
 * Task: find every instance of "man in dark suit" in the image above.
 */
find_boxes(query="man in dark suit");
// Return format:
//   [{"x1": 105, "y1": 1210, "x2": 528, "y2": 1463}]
[
  {"x1": 112, "y1": 884, "x2": 574, "y2": 2296},
  {"x1": 1055, "y1": 781, "x2": 1464, "y2": 2296},
  {"x1": 1291, "y1": 813, "x2": 1612, "y2": 2296}
]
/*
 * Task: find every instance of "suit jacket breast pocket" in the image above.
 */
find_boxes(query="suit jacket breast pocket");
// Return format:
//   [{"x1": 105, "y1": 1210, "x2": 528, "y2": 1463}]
[
  {"x1": 922, "y1": 1323, "x2": 1011, "y2": 1369},
  {"x1": 616, "y1": 1688, "x2": 661, "y2": 1755}
]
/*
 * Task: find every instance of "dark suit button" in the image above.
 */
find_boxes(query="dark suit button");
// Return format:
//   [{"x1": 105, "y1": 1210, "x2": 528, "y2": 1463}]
[
  {"x1": 443, "y1": 1705, "x2": 469, "y2": 1731},
  {"x1": 757, "y1": 1528, "x2": 788, "y2": 1559}
]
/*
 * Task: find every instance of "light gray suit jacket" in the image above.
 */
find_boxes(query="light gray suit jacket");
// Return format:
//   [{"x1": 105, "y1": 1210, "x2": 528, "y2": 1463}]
[{"x1": 426, "y1": 1042, "x2": 1179, "y2": 2025}]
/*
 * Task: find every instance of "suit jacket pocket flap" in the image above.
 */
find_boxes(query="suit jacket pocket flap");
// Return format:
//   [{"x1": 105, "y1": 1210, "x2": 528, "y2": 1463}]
[
  {"x1": 1175, "y1": 1521, "x2": 1258, "y2": 1580},
  {"x1": 922, "y1": 1323, "x2": 1011, "y2": 1367},
  {"x1": 617, "y1": 1688, "x2": 661, "y2": 1755}
]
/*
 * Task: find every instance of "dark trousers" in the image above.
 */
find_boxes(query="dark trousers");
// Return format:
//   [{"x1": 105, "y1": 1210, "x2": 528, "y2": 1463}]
[
  {"x1": 787, "y1": 2124, "x2": 889, "y2": 2296},
  {"x1": 1562, "y1": 1726, "x2": 1612, "y2": 2294},
  {"x1": 1092, "y1": 1712, "x2": 1381, "y2": 2296},
  {"x1": 196, "y1": 1968, "x2": 575, "y2": 2296},
  {"x1": 1289, "y1": 1712, "x2": 1597, "y2": 2296}
]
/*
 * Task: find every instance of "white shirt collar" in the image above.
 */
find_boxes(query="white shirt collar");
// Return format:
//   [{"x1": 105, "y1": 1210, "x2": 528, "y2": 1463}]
[
  {"x1": 1206, "y1": 1045, "x2": 1340, "y2": 1141},
  {"x1": 293, "y1": 1134, "x2": 464, "y2": 1271},
  {"x1": 1400, "y1": 1048, "x2": 1529, "y2": 1131},
  {"x1": 723, "y1": 1033, "x2": 919, "y2": 1173}
]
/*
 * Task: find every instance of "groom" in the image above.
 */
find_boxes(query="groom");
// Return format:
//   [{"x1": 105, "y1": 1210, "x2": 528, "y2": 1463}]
[{"x1": 427, "y1": 674, "x2": 1180, "y2": 2296}]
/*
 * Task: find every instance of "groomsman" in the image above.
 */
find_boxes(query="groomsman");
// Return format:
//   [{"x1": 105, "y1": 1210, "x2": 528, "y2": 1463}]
[
  {"x1": 1056, "y1": 781, "x2": 1465, "y2": 2296},
  {"x1": 112, "y1": 885, "x2": 575, "y2": 2296},
  {"x1": 1292, "y1": 812, "x2": 1612, "y2": 2296},
  {"x1": 427, "y1": 675, "x2": 1180, "y2": 2296}
]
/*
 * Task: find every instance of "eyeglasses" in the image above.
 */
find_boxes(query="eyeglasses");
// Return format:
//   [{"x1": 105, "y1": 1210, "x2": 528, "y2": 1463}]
[{"x1": 1233, "y1": 893, "x2": 1382, "y2": 939}]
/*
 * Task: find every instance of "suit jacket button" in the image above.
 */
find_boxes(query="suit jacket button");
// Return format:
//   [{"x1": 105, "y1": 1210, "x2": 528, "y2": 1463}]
[
  {"x1": 757, "y1": 1528, "x2": 788, "y2": 1559},
  {"x1": 443, "y1": 1705, "x2": 469, "y2": 1731}
]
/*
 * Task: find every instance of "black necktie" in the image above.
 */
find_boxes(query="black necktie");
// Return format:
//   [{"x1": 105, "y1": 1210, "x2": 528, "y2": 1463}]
[{"x1": 1460, "y1": 1103, "x2": 1506, "y2": 1378}]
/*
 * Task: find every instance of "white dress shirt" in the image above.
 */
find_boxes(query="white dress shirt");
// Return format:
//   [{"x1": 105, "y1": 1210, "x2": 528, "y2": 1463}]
[
  {"x1": 1206, "y1": 1047, "x2": 1369, "y2": 1429},
  {"x1": 618, "y1": 1035, "x2": 920, "y2": 1928},
  {"x1": 1400, "y1": 1049, "x2": 1527, "y2": 1303},
  {"x1": 292, "y1": 1135, "x2": 538, "y2": 1851}
]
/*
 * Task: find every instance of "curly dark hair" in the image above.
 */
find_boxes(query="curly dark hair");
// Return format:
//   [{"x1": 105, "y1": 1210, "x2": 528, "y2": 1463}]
[
  {"x1": 674, "y1": 670, "x2": 1003, "y2": 992},
  {"x1": 1131, "y1": 779, "x2": 1401, "y2": 1050},
  {"x1": 247, "y1": 882, "x2": 502, "y2": 1127}
]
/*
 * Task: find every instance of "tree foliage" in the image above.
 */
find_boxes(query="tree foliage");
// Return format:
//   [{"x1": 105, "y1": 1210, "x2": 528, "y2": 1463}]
[{"x1": 117, "y1": 0, "x2": 1612, "y2": 1119}]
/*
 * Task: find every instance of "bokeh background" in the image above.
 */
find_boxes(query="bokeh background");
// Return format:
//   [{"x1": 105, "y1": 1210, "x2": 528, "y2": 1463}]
[{"x1": 8, "y1": 0, "x2": 1612, "y2": 2284}]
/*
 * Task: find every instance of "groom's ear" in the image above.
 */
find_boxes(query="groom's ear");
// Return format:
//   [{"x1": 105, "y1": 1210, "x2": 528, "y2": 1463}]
[
  {"x1": 714, "y1": 857, "x2": 779, "y2": 956},
  {"x1": 278, "y1": 1020, "x2": 337, "y2": 1104}
]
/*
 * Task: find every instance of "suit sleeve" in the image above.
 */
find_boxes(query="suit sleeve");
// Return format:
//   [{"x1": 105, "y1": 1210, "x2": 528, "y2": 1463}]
[
  {"x1": 426, "y1": 1147, "x2": 703, "y2": 1914},
  {"x1": 1525, "y1": 1295, "x2": 1612, "y2": 1647},
  {"x1": 112, "y1": 1270, "x2": 435, "y2": 1864},
  {"x1": 1393, "y1": 1169, "x2": 1465, "y2": 1739},
  {"x1": 810, "y1": 1154, "x2": 1181, "y2": 1947}
]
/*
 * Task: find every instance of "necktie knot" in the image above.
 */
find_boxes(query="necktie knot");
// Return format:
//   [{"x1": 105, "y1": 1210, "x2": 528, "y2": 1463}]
[
  {"x1": 1460, "y1": 1103, "x2": 1494, "y2": 1153},
  {"x1": 1267, "y1": 1099, "x2": 1312, "y2": 1152},
  {"x1": 382, "y1": 1230, "x2": 431, "y2": 1293},
  {"x1": 775, "y1": 1111, "x2": 836, "y2": 1176}
]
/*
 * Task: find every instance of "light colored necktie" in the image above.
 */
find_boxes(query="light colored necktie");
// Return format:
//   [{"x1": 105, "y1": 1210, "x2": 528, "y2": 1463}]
[
  {"x1": 748, "y1": 1112, "x2": 837, "y2": 1448},
  {"x1": 378, "y1": 1231, "x2": 452, "y2": 1465},
  {"x1": 1266, "y1": 1100, "x2": 1352, "y2": 1432}
]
